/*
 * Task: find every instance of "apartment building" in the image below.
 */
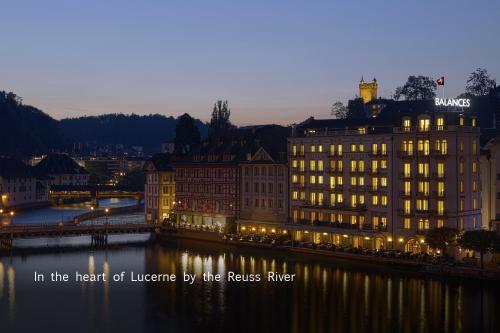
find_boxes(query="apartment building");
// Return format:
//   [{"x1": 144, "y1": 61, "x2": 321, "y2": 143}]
[
  {"x1": 143, "y1": 153, "x2": 175, "y2": 224},
  {"x1": 174, "y1": 126, "x2": 290, "y2": 233},
  {"x1": 237, "y1": 126, "x2": 290, "y2": 234},
  {"x1": 288, "y1": 107, "x2": 481, "y2": 253}
]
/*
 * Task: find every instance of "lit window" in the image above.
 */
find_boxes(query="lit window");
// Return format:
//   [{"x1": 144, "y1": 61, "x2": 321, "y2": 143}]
[
  {"x1": 436, "y1": 117, "x2": 444, "y2": 129},
  {"x1": 404, "y1": 218, "x2": 411, "y2": 229},
  {"x1": 403, "y1": 118, "x2": 411, "y2": 130},
  {"x1": 418, "y1": 118, "x2": 430, "y2": 132}
]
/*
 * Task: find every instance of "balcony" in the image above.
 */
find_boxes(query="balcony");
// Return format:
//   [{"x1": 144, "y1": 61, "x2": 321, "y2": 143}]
[
  {"x1": 432, "y1": 172, "x2": 446, "y2": 180},
  {"x1": 329, "y1": 185, "x2": 344, "y2": 192},
  {"x1": 397, "y1": 151, "x2": 414, "y2": 158},
  {"x1": 416, "y1": 173, "x2": 430, "y2": 180},
  {"x1": 399, "y1": 190, "x2": 411, "y2": 197},
  {"x1": 399, "y1": 172, "x2": 412, "y2": 179},
  {"x1": 432, "y1": 190, "x2": 446, "y2": 198},
  {"x1": 397, "y1": 209, "x2": 413, "y2": 217}
]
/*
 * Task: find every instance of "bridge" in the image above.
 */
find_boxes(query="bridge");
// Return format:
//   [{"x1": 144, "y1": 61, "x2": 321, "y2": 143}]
[
  {"x1": 49, "y1": 185, "x2": 144, "y2": 206},
  {"x1": 0, "y1": 223, "x2": 158, "y2": 250}
]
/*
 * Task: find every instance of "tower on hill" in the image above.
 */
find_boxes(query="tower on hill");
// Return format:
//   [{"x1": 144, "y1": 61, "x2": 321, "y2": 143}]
[{"x1": 359, "y1": 77, "x2": 378, "y2": 103}]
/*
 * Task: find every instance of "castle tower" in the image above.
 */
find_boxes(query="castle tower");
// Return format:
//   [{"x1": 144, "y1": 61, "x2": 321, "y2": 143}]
[{"x1": 359, "y1": 77, "x2": 378, "y2": 103}]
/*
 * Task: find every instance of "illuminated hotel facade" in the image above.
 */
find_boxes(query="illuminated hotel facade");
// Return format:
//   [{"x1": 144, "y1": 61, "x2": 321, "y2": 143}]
[{"x1": 288, "y1": 109, "x2": 481, "y2": 252}]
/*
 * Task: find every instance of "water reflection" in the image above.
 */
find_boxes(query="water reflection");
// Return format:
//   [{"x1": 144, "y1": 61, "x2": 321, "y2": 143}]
[
  {"x1": 0, "y1": 260, "x2": 4, "y2": 300},
  {"x1": 8, "y1": 264, "x2": 15, "y2": 320},
  {"x1": 0, "y1": 242, "x2": 499, "y2": 333},
  {"x1": 144, "y1": 242, "x2": 500, "y2": 333}
]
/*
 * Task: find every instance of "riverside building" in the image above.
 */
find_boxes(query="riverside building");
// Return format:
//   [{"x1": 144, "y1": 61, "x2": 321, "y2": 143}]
[
  {"x1": 143, "y1": 153, "x2": 175, "y2": 224},
  {"x1": 174, "y1": 126, "x2": 290, "y2": 233},
  {"x1": 288, "y1": 103, "x2": 481, "y2": 253}
]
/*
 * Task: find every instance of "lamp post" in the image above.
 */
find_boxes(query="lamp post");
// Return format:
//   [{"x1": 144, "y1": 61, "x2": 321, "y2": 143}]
[
  {"x1": 104, "y1": 208, "x2": 110, "y2": 244},
  {"x1": 90, "y1": 206, "x2": 95, "y2": 228},
  {"x1": 10, "y1": 211, "x2": 14, "y2": 223}
]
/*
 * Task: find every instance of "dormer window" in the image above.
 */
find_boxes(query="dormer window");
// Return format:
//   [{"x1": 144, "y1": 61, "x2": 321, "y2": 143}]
[
  {"x1": 472, "y1": 118, "x2": 477, "y2": 127},
  {"x1": 358, "y1": 127, "x2": 366, "y2": 134},
  {"x1": 459, "y1": 116, "x2": 464, "y2": 126}
]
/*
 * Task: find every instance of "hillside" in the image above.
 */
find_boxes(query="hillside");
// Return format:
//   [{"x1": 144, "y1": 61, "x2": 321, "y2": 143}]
[
  {"x1": 0, "y1": 90, "x2": 208, "y2": 156},
  {"x1": 0, "y1": 91, "x2": 61, "y2": 156},
  {"x1": 59, "y1": 114, "x2": 208, "y2": 153}
]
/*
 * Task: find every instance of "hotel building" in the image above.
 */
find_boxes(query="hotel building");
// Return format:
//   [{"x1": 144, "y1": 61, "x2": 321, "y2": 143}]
[{"x1": 288, "y1": 105, "x2": 481, "y2": 252}]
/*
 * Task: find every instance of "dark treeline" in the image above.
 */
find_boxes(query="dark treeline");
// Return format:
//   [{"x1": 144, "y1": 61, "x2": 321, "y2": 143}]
[
  {"x1": 0, "y1": 91, "x2": 208, "y2": 156},
  {"x1": 0, "y1": 91, "x2": 60, "y2": 156},
  {"x1": 59, "y1": 113, "x2": 208, "y2": 153}
]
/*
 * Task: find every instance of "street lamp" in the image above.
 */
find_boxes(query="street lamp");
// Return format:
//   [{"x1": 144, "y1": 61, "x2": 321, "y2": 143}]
[{"x1": 90, "y1": 206, "x2": 95, "y2": 228}]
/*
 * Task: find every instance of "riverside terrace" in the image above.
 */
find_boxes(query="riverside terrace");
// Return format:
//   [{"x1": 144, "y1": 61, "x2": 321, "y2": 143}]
[{"x1": 158, "y1": 223, "x2": 500, "y2": 280}]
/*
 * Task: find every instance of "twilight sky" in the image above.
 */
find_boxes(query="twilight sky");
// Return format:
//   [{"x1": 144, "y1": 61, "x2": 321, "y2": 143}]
[{"x1": 1, "y1": 0, "x2": 499, "y2": 125}]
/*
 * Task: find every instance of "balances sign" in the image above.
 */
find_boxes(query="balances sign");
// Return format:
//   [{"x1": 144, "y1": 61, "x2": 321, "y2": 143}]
[{"x1": 435, "y1": 98, "x2": 471, "y2": 108}]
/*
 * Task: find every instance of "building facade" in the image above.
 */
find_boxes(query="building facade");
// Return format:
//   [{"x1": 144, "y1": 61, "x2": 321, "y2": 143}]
[
  {"x1": 143, "y1": 154, "x2": 175, "y2": 224},
  {"x1": 174, "y1": 126, "x2": 290, "y2": 233},
  {"x1": 288, "y1": 109, "x2": 481, "y2": 253},
  {"x1": 480, "y1": 135, "x2": 500, "y2": 232},
  {"x1": 237, "y1": 126, "x2": 290, "y2": 234},
  {"x1": 0, "y1": 158, "x2": 49, "y2": 210},
  {"x1": 35, "y1": 154, "x2": 89, "y2": 186}
]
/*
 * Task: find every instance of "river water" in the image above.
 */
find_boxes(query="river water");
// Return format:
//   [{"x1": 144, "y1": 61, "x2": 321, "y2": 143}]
[
  {"x1": 0, "y1": 239, "x2": 498, "y2": 333},
  {"x1": 2, "y1": 197, "x2": 137, "y2": 226}
]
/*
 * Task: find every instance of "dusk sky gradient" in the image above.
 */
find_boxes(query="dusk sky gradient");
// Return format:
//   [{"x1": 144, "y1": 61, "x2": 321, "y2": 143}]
[{"x1": 1, "y1": 0, "x2": 499, "y2": 125}]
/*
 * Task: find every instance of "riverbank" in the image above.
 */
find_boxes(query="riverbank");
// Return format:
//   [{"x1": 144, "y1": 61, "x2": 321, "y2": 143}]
[{"x1": 157, "y1": 227, "x2": 500, "y2": 281}]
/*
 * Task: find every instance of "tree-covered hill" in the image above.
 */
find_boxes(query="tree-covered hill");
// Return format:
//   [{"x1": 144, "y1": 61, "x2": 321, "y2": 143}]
[
  {"x1": 59, "y1": 113, "x2": 207, "y2": 153},
  {"x1": 0, "y1": 91, "x2": 60, "y2": 156},
  {"x1": 0, "y1": 90, "x2": 208, "y2": 156}
]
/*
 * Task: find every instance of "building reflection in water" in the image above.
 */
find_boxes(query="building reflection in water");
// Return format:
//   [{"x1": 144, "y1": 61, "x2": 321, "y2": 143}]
[
  {"x1": 144, "y1": 242, "x2": 499, "y2": 333},
  {"x1": 0, "y1": 261, "x2": 4, "y2": 301},
  {"x1": 8, "y1": 264, "x2": 15, "y2": 320}
]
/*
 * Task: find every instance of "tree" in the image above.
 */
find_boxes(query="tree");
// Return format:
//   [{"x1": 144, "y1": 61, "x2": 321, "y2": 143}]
[
  {"x1": 425, "y1": 227, "x2": 459, "y2": 255},
  {"x1": 465, "y1": 68, "x2": 496, "y2": 97},
  {"x1": 209, "y1": 100, "x2": 232, "y2": 136},
  {"x1": 330, "y1": 101, "x2": 347, "y2": 119},
  {"x1": 346, "y1": 97, "x2": 366, "y2": 120},
  {"x1": 174, "y1": 113, "x2": 200, "y2": 155},
  {"x1": 458, "y1": 230, "x2": 500, "y2": 269},
  {"x1": 394, "y1": 75, "x2": 437, "y2": 100}
]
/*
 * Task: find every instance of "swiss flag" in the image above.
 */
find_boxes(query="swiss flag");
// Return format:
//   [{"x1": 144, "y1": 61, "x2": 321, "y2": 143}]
[{"x1": 436, "y1": 76, "x2": 445, "y2": 86}]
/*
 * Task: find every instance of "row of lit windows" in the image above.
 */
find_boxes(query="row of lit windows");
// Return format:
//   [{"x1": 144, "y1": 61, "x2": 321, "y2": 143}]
[
  {"x1": 402, "y1": 117, "x2": 476, "y2": 131},
  {"x1": 290, "y1": 159, "x2": 388, "y2": 173},
  {"x1": 292, "y1": 191, "x2": 388, "y2": 208},
  {"x1": 291, "y1": 210, "x2": 388, "y2": 227},
  {"x1": 291, "y1": 143, "x2": 388, "y2": 156}
]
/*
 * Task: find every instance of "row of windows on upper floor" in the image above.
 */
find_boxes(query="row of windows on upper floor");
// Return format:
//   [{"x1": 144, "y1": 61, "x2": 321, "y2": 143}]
[
  {"x1": 291, "y1": 143, "x2": 388, "y2": 156},
  {"x1": 244, "y1": 182, "x2": 284, "y2": 194},
  {"x1": 291, "y1": 137, "x2": 478, "y2": 157},
  {"x1": 291, "y1": 159, "x2": 388, "y2": 172},
  {"x1": 243, "y1": 166, "x2": 285, "y2": 177},
  {"x1": 402, "y1": 115, "x2": 476, "y2": 131}
]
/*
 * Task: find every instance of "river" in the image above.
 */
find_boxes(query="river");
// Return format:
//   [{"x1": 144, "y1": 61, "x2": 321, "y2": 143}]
[
  {"x1": 0, "y1": 239, "x2": 498, "y2": 333},
  {"x1": 2, "y1": 197, "x2": 138, "y2": 226}
]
